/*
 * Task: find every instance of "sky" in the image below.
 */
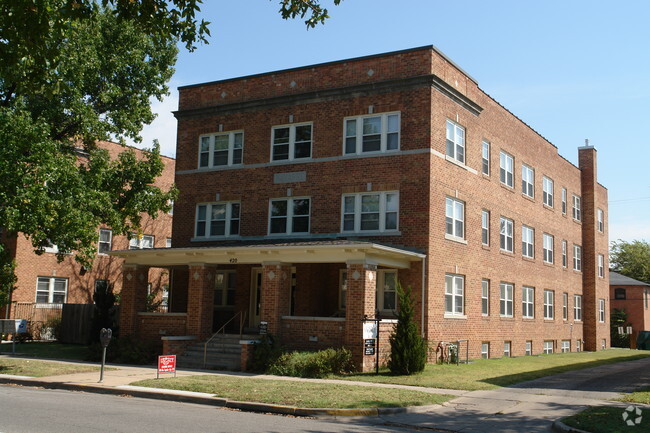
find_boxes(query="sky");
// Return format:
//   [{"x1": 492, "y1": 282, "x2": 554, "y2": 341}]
[{"x1": 131, "y1": 0, "x2": 650, "y2": 244}]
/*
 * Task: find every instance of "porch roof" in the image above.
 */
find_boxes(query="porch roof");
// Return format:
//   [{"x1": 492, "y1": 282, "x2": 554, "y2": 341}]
[{"x1": 110, "y1": 239, "x2": 425, "y2": 269}]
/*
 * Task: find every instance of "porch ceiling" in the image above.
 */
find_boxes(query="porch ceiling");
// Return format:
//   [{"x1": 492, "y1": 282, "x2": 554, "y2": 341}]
[{"x1": 109, "y1": 240, "x2": 425, "y2": 269}]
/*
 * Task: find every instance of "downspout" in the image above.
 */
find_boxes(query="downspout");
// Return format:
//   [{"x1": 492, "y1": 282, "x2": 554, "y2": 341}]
[{"x1": 421, "y1": 256, "x2": 426, "y2": 338}]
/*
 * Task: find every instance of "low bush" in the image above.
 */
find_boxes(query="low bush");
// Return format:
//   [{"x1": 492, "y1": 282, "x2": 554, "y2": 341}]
[
  {"x1": 86, "y1": 335, "x2": 157, "y2": 365},
  {"x1": 268, "y1": 347, "x2": 354, "y2": 378},
  {"x1": 251, "y1": 334, "x2": 282, "y2": 372}
]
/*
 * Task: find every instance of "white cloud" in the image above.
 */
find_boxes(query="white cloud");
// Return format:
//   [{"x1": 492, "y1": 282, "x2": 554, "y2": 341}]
[{"x1": 126, "y1": 87, "x2": 179, "y2": 158}]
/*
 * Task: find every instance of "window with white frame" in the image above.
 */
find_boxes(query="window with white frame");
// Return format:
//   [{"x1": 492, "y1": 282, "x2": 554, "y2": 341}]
[
  {"x1": 499, "y1": 151, "x2": 514, "y2": 187},
  {"x1": 504, "y1": 341, "x2": 511, "y2": 357},
  {"x1": 543, "y1": 233, "x2": 554, "y2": 264},
  {"x1": 482, "y1": 279, "x2": 490, "y2": 316},
  {"x1": 561, "y1": 340, "x2": 570, "y2": 353},
  {"x1": 214, "y1": 271, "x2": 236, "y2": 307},
  {"x1": 270, "y1": 198, "x2": 310, "y2": 234},
  {"x1": 345, "y1": 113, "x2": 399, "y2": 155},
  {"x1": 525, "y1": 341, "x2": 532, "y2": 356},
  {"x1": 599, "y1": 299, "x2": 605, "y2": 322},
  {"x1": 482, "y1": 140, "x2": 490, "y2": 175},
  {"x1": 481, "y1": 210, "x2": 490, "y2": 246},
  {"x1": 543, "y1": 340, "x2": 554, "y2": 354},
  {"x1": 199, "y1": 131, "x2": 244, "y2": 168},
  {"x1": 36, "y1": 277, "x2": 67, "y2": 304},
  {"x1": 342, "y1": 192, "x2": 398, "y2": 233},
  {"x1": 597, "y1": 208, "x2": 604, "y2": 232},
  {"x1": 129, "y1": 234, "x2": 154, "y2": 249},
  {"x1": 562, "y1": 240, "x2": 568, "y2": 268},
  {"x1": 542, "y1": 176, "x2": 554, "y2": 207},
  {"x1": 445, "y1": 119, "x2": 465, "y2": 164},
  {"x1": 500, "y1": 282, "x2": 514, "y2": 317},
  {"x1": 377, "y1": 269, "x2": 398, "y2": 312},
  {"x1": 195, "y1": 202, "x2": 241, "y2": 238},
  {"x1": 481, "y1": 342, "x2": 490, "y2": 359},
  {"x1": 544, "y1": 290, "x2": 554, "y2": 320},
  {"x1": 445, "y1": 273, "x2": 464, "y2": 315},
  {"x1": 572, "y1": 195, "x2": 581, "y2": 221},
  {"x1": 98, "y1": 229, "x2": 112, "y2": 254},
  {"x1": 500, "y1": 217, "x2": 514, "y2": 252},
  {"x1": 522, "y1": 225, "x2": 534, "y2": 258},
  {"x1": 166, "y1": 238, "x2": 172, "y2": 248},
  {"x1": 573, "y1": 245, "x2": 582, "y2": 271},
  {"x1": 576, "y1": 339, "x2": 582, "y2": 352},
  {"x1": 445, "y1": 197, "x2": 465, "y2": 239},
  {"x1": 521, "y1": 164, "x2": 534, "y2": 198},
  {"x1": 522, "y1": 286, "x2": 534, "y2": 318},
  {"x1": 598, "y1": 254, "x2": 604, "y2": 277},
  {"x1": 272, "y1": 123, "x2": 312, "y2": 161},
  {"x1": 339, "y1": 270, "x2": 347, "y2": 310},
  {"x1": 563, "y1": 292, "x2": 568, "y2": 320},
  {"x1": 561, "y1": 188, "x2": 567, "y2": 214},
  {"x1": 574, "y1": 295, "x2": 582, "y2": 321}
]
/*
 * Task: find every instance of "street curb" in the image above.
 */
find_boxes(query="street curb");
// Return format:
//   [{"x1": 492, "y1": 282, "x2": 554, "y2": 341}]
[
  {"x1": 551, "y1": 419, "x2": 591, "y2": 433},
  {"x1": 0, "y1": 376, "x2": 440, "y2": 418}
]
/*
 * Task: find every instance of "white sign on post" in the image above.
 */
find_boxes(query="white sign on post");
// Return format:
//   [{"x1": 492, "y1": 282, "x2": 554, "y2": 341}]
[{"x1": 363, "y1": 322, "x2": 377, "y2": 339}]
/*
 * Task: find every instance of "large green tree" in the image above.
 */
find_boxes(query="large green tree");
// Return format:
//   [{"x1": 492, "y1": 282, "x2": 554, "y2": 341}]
[
  {"x1": 610, "y1": 240, "x2": 650, "y2": 283},
  {"x1": 0, "y1": 0, "x2": 342, "y2": 307}
]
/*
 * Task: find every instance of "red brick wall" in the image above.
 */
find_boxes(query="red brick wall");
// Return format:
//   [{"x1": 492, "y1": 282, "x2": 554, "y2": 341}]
[
  {"x1": 138, "y1": 313, "x2": 188, "y2": 350},
  {"x1": 280, "y1": 317, "x2": 345, "y2": 351},
  {"x1": 611, "y1": 285, "x2": 650, "y2": 333}
]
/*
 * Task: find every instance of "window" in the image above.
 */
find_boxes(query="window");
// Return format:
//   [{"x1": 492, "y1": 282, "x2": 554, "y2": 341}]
[
  {"x1": 525, "y1": 341, "x2": 532, "y2": 356},
  {"x1": 129, "y1": 234, "x2": 154, "y2": 249},
  {"x1": 543, "y1": 233, "x2": 554, "y2": 264},
  {"x1": 561, "y1": 188, "x2": 567, "y2": 215},
  {"x1": 272, "y1": 123, "x2": 312, "y2": 161},
  {"x1": 339, "y1": 270, "x2": 347, "y2": 310},
  {"x1": 195, "y1": 202, "x2": 240, "y2": 238},
  {"x1": 544, "y1": 290, "x2": 554, "y2": 320},
  {"x1": 601, "y1": 339, "x2": 606, "y2": 350},
  {"x1": 599, "y1": 299, "x2": 605, "y2": 323},
  {"x1": 445, "y1": 197, "x2": 465, "y2": 239},
  {"x1": 598, "y1": 254, "x2": 604, "y2": 277},
  {"x1": 481, "y1": 210, "x2": 490, "y2": 246},
  {"x1": 563, "y1": 292, "x2": 568, "y2": 320},
  {"x1": 500, "y1": 282, "x2": 513, "y2": 317},
  {"x1": 574, "y1": 295, "x2": 582, "y2": 321},
  {"x1": 562, "y1": 240, "x2": 568, "y2": 268},
  {"x1": 572, "y1": 195, "x2": 581, "y2": 221},
  {"x1": 522, "y1": 286, "x2": 534, "y2": 318},
  {"x1": 482, "y1": 140, "x2": 490, "y2": 175},
  {"x1": 445, "y1": 274, "x2": 464, "y2": 315},
  {"x1": 199, "y1": 131, "x2": 243, "y2": 168},
  {"x1": 561, "y1": 340, "x2": 570, "y2": 353},
  {"x1": 377, "y1": 270, "x2": 397, "y2": 312},
  {"x1": 166, "y1": 238, "x2": 172, "y2": 248},
  {"x1": 614, "y1": 288, "x2": 626, "y2": 300},
  {"x1": 504, "y1": 341, "x2": 511, "y2": 357},
  {"x1": 270, "y1": 198, "x2": 310, "y2": 234},
  {"x1": 345, "y1": 113, "x2": 399, "y2": 155},
  {"x1": 36, "y1": 277, "x2": 67, "y2": 304},
  {"x1": 500, "y1": 217, "x2": 514, "y2": 252},
  {"x1": 98, "y1": 229, "x2": 112, "y2": 254},
  {"x1": 445, "y1": 120, "x2": 465, "y2": 163},
  {"x1": 42, "y1": 241, "x2": 59, "y2": 254},
  {"x1": 543, "y1": 341, "x2": 554, "y2": 354},
  {"x1": 542, "y1": 177, "x2": 554, "y2": 207},
  {"x1": 521, "y1": 164, "x2": 534, "y2": 198},
  {"x1": 573, "y1": 245, "x2": 582, "y2": 271},
  {"x1": 645, "y1": 289, "x2": 649, "y2": 309},
  {"x1": 499, "y1": 151, "x2": 514, "y2": 187},
  {"x1": 481, "y1": 279, "x2": 490, "y2": 316},
  {"x1": 481, "y1": 342, "x2": 490, "y2": 359},
  {"x1": 597, "y1": 209, "x2": 604, "y2": 232},
  {"x1": 214, "y1": 271, "x2": 236, "y2": 307},
  {"x1": 576, "y1": 339, "x2": 582, "y2": 352},
  {"x1": 521, "y1": 226, "x2": 534, "y2": 258},
  {"x1": 342, "y1": 192, "x2": 398, "y2": 233}
]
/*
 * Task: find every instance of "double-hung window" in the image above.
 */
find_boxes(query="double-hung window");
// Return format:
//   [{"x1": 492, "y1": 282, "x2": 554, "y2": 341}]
[
  {"x1": 500, "y1": 217, "x2": 514, "y2": 252},
  {"x1": 543, "y1": 233, "x2": 554, "y2": 264},
  {"x1": 500, "y1": 282, "x2": 514, "y2": 317},
  {"x1": 574, "y1": 295, "x2": 583, "y2": 321},
  {"x1": 573, "y1": 245, "x2": 582, "y2": 271},
  {"x1": 270, "y1": 198, "x2": 310, "y2": 234},
  {"x1": 445, "y1": 274, "x2": 464, "y2": 316},
  {"x1": 522, "y1": 286, "x2": 534, "y2": 318},
  {"x1": 563, "y1": 292, "x2": 568, "y2": 320},
  {"x1": 543, "y1": 341, "x2": 554, "y2": 354},
  {"x1": 572, "y1": 195, "x2": 581, "y2": 221},
  {"x1": 521, "y1": 164, "x2": 534, "y2": 198},
  {"x1": 345, "y1": 113, "x2": 399, "y2": 155},
  {"x1": 481, "y1": 279, "x2": 490, "y2": 316},
  {"x1": 129, "y1": 234, "x2": 154, "y2": 249},
  {"x1": 199, "y1": 131, "x2": 244, "y2": 168},
  {"x1": 562, "y1": 240, "x2": 568, "y2": 267},
  {"x1": 561, "y1": 188, "x2": 567, "y2": 214},
  {"x1": 445, "y1": 120, "x2": 465, "y2": 164},
  {"x1": 481, "y1": 210, "x2": 490, "y2": 246},
  {"x1": 195, "y1": 202, "x2": 241, "y2": 238},
  {"x1": 599, "y1": 299, "x2": 605, "y2": 322},
  {"x1": 522, "y1": 226, "x2": 534, "y2": 258},
  {"x1": 272, "y1": 123, "x2": 312, "y2": 161},
  {"x1": 561, "y1": 340, "x2": 570, "y2": 353},
  {"x1": 544, "y1": 290, "x2": 554, "y2": 320},
  {"x1": 342, "y1": 192, "x2": 398, "y2": 233},
  {"x1": 542, "y1": 176, "x2": 554, "y2": 207},
  {"x1": 98, "y1": 229, "x2": 112, "y2": 254},
  {"x1": 445, "y1": 198, "x2": 465, "y2": 240},
  {"x1": 482, "y1": 140, "x2": 490, "y2": 175},
  {"x1": 500, "y1": 151, "x2": 514, "y2": 187},
  {"x1": 598, "y1": 254, "x2": 605, "y2": 277},
  {"x1": 36, "y1": 277, "x2": 67, "y2": 304},
  {"x1": 377, "y1": 270, "x2": 398, "y2": 312},
  {"x1": 597, "y1": 209, "x2": 604, "y2": 232}
]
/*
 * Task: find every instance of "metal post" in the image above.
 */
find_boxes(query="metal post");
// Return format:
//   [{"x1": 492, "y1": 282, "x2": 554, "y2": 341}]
[
  {"x1": 99, "y1": 346, "x2": 107, "y2": 383},
  {"x1": 98, "y1": 328, "x2": 112, "y2": 383},
  {"x1": 375, "y1": 318, "x2": 380, "y2": 375}
]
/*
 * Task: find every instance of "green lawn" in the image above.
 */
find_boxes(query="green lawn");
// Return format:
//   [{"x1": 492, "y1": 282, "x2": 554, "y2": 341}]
[
  {"x1": 615, "y1": 386, "x2": 650, "y2": 405},
  {"x1": 562, "y1": 406, "x2": 650, "y2": 433},
  {"x1": 0, "y1": 342, "x2": 89, "y2": 360},
  {"x1": 341, "y1": 349, "x2": 650, "y2": 391},
  {"x1": 0, "y1": 358, "x2": 98, "y2": 377},
  {"x1": 132, "y1": 375, "x2": 453, "y2": 409}
]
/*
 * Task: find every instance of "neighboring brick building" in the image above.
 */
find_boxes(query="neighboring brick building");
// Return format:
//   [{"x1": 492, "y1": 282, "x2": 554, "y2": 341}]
[
  {"x1": 113, "y1": 46, "x2": 610, "y2": 370},
  {"x1": 2, "y1": 141, "x2": 175, "y2": 332},
  {"x1": 610, "y1": 271, "x2": 650, "y2": 334}
]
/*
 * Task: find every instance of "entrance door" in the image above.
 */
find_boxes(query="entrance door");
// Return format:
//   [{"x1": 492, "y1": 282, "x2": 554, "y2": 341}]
[{"x1": 249, "y1": 268, "x2": 263, "y2": 327}]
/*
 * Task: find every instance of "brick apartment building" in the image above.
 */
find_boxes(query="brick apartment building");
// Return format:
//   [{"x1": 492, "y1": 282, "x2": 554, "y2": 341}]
[
  {"x1": 2, "y1": 141, "x2": 175, "y2": 333},
  {"x1": 112, "y1": 46, "x2": 610, "y2": 370}
]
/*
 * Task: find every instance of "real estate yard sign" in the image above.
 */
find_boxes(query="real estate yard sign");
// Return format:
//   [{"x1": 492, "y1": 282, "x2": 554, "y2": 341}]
[{"x1": 157, "y1": 355, "x2": 177, "y2": 378}]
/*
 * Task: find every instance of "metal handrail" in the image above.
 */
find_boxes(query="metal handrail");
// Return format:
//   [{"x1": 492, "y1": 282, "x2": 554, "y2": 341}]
[{"x1": 203, "y1": 310, "x2": 247, "y2": 368}]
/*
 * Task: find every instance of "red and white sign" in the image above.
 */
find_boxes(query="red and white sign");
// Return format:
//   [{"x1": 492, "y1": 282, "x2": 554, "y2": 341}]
[{"x1": 158, "y1": 355, "x2": 176, "y2": 374}]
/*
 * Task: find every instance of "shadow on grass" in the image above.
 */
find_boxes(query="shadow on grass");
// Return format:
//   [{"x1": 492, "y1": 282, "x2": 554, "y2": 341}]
[{"x1": 0, "y1": 342, "x2": 89, "y2": 361}]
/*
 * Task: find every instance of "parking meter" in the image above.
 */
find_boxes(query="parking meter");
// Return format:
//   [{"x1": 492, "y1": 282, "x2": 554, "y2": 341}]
[{"x1": 98, "y1": 328, "x2": 112, "y2": 383}]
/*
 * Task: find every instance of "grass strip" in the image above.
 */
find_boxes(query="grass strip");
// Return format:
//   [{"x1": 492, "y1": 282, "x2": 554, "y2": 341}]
[
  {"x1": 340, "y1": 349, "x2": 650, "y2": 391},
  {"x1": 0, "y1": 358, "x2": 98, "y2": 377},
  {"x1": 614, "y1": 386, "x2": 650, "y2": 405},
  {"x1": 132, "y1": 375, "x2": 453, "y2": 409},
  {"x1": 0, "y1": 342, "x2": 90, "y2": 361},
  {"x1": 562, "y1": 406, "x2": 650, "y2": 433}
]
